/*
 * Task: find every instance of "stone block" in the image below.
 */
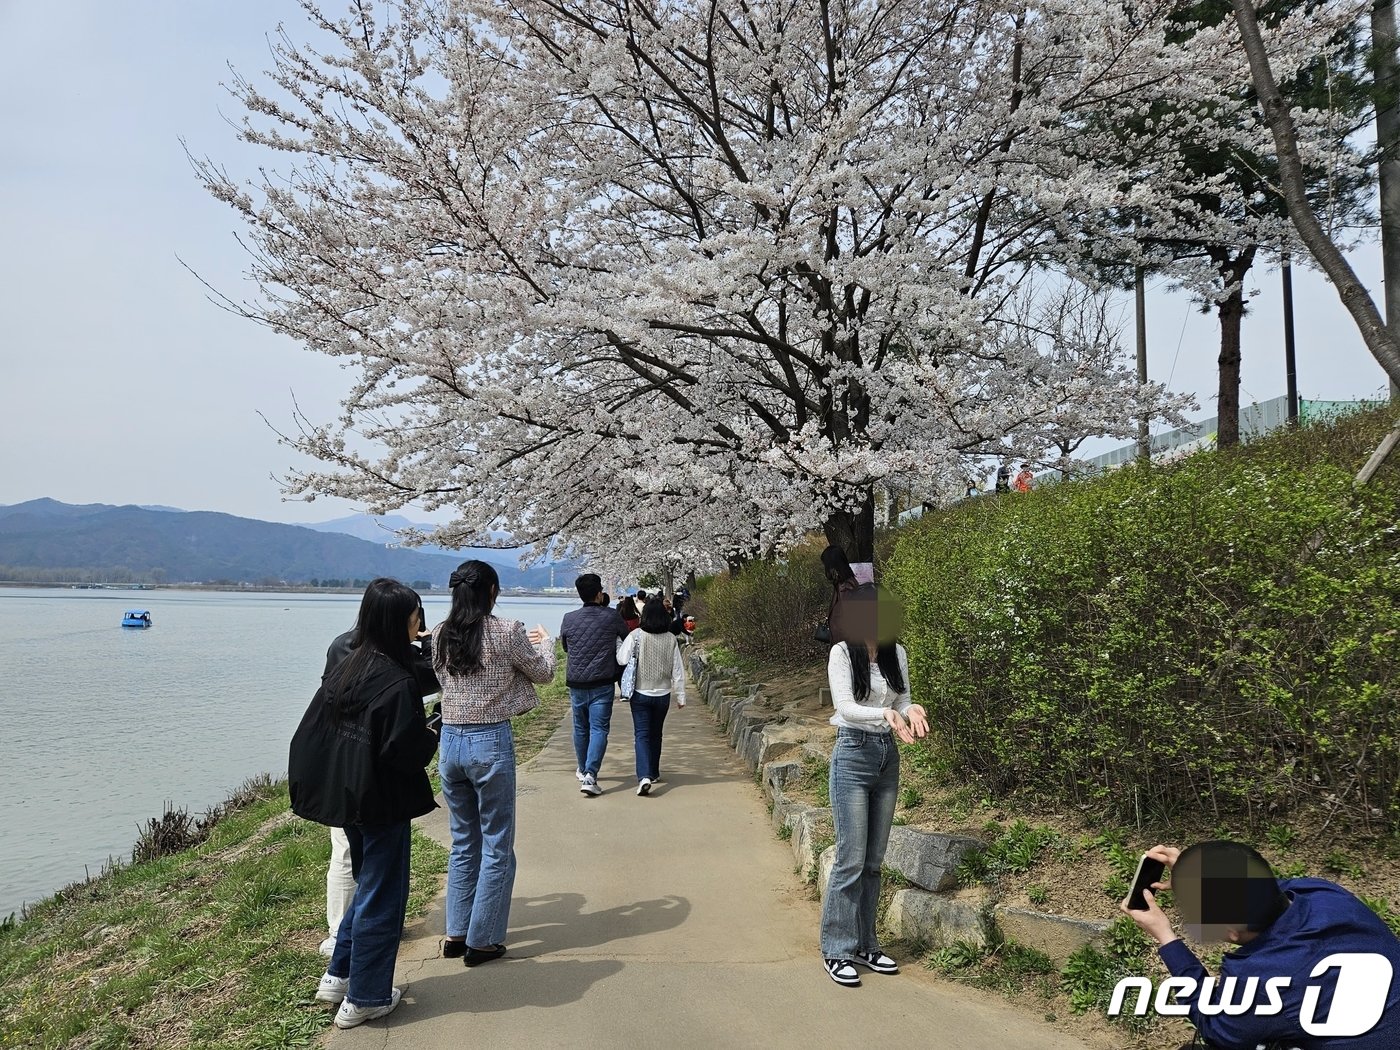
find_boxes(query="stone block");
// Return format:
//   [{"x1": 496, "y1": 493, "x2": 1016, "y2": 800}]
[
  {"x1": 886, "y1": 888, "x2": 990, "y2": 947},
  {"x1": 770, "y1": 792, "x2": 801, "y2": 832},
  {"x1": 993, "y1": 907, "x2": 1110, "y2": 965},
  {"x1": 818, "y1": 845, "x2": 836, "y2": 899},
  {"x1": 791, "y1": 807, "x2": 832, "y2": 877},
  {"x1": 763, "y1": 760, "x2": 802, "y2": 799},
  {"x1": 883, "y1": 827, "x2": 984, "y2": 893},
  {"x1": 755, "y1": 725, "x2": 810, "y2": 770}
]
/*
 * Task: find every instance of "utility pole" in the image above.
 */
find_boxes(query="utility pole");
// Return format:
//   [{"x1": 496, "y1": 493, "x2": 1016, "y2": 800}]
[
  {"x1": 1135, "y1": 266, "x2": 1150, "y2": 462},
  {"x1": 1282, "y1": 254, "x2": 1300, "y2": 423},
  {"x1": 1373, "y1": 0, "x2": 1400, "y2": 399}
]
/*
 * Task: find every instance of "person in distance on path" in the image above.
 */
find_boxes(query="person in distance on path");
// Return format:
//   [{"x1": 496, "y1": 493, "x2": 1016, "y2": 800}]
[
  {"x1": 433, "y1": 560, "x2": 555, "y2": 966},
  {"x1": 1121, "y1": 840, "x2": 1400, "y2": 1050},
  {"x1": 616, "y1": 596, "x2": 686, "y2": 797},
  {"x1": 820, "y1": 587, "x2": 928, "y2": 987},
  {"x1": 558, "y1": 573, "x2": 629, "y2": 797},
  {"x1": 289, "y1": 578, "x2": 440, "y2": 1028}
]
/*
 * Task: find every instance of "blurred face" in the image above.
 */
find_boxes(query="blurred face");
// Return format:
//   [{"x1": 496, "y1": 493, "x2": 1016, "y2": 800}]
[
  {"x1": 833, "y1": 590, "x2": 904, "y2": 649},
  {"x1": 408, "y1": 607, "x2": 422, "y2": 640}
]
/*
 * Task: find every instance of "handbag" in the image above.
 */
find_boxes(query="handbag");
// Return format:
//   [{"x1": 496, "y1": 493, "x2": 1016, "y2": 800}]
[
  {"x1": 620, "y1": 637, "x2": 639, "y2": 700},
  {"x1": 813, "y1": 622, "x2": 832, "y2": 644}
]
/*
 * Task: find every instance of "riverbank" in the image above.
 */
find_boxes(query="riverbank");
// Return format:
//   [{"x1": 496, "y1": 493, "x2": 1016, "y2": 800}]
[{"x1": 0, "y1": 656, "x2": 572, "y2": 1049}]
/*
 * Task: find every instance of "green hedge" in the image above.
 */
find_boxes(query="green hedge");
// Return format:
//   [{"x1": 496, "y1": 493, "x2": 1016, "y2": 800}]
[{"x1": 884, "y1": 408, "x2": 1400, "y2": 831}]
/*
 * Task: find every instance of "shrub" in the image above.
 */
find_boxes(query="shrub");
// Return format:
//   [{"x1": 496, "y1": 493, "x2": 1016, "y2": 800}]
[
  {"x1": 692, "y1": 539, "x2": 832, "y2": 666},
  {"x1": 884, "y1": 406, "x2": 1400, "y2": 832}
]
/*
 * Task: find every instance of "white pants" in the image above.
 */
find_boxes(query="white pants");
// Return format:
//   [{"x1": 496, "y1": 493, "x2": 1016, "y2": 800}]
[{"x1": 326, "y1": 826, "x2": 357, "y2": 937}]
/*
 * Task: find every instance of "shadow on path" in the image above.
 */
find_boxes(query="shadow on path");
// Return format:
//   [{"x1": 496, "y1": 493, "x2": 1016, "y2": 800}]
[{"x1": 505, "y1": 892, "x2": 691, "y2": 955}]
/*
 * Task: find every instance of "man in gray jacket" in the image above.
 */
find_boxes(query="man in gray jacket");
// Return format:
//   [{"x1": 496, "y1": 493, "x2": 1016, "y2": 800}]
[{"x1": 559, "y1": 574, "x2": 629, "y2": 796}]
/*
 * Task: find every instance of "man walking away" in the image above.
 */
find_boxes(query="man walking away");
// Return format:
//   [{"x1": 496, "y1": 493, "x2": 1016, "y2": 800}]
[{"x1": 559, "y1": 573, "x2": 629, "y2": 797}]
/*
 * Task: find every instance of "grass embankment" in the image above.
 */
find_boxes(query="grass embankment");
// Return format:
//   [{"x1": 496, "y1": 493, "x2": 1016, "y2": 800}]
[
  {"x1": 695, "y1": 405, "x2": 1400, "y2": 1047},
  {"x1": 0, "y1": 653, "x2": 571, "y2": 1050}
]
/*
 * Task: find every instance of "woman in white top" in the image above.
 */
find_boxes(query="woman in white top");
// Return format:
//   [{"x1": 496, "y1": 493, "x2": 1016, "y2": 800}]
[
  {"x1": 820, "y1": 587, "x2": 928, "y2": 987},
  {"x1": 616, "y1": 597, "x2": 686, "y2": 796}
]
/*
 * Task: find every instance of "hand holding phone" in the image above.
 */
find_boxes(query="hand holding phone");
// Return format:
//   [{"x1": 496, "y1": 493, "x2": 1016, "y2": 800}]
[{"x1": 1124, "y1": 854, "x2": 1167, "y2": 911}]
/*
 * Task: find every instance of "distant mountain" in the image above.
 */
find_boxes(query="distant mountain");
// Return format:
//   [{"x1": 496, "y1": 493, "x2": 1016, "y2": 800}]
[
  {"x1": 0, "y1": 499, "x2": 557, "y2": 589},
  {"x1": 305, "y1": 513, "x2": 517, "y2": 558},
  {"x1": 305, "y1": 513, "x2": 583, "y2": 584}
]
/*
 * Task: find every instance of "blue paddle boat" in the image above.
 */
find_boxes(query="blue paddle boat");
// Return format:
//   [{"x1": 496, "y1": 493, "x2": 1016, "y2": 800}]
[{"x1": 121, "y1": 609, "x2": 153, "y2": 628}]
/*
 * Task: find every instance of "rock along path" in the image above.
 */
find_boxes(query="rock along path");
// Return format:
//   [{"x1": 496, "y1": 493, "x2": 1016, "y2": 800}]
[{"x1": 324, "y1": 688, "x2": 1096, "y2": 1050}]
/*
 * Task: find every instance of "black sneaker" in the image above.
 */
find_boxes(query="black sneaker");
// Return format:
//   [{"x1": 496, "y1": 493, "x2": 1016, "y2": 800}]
[
  {"x1": 853, "y1": 948, "x2": 898, "y2": 974},
  {"x1": 824, "y1": 958, "x2": 861, "y2": 986}
]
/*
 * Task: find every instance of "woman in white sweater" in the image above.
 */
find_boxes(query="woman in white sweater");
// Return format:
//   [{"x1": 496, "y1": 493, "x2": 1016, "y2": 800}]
[
  {"x1": 820, "y1": 588, "x2": 928, "y2": 987},
  {"x1": 616, "y1": 598, "x2": 686, "y2": 796}
]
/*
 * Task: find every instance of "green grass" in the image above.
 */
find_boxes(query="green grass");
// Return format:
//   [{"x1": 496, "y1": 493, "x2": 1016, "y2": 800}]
[{"x1": 0, "y1": 654, "x2": 575, "y2": 1050}]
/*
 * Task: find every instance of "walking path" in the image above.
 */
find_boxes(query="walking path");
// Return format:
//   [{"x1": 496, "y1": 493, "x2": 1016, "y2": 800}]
[{"x1": 325, "y1": 690, "x2": 1096, "y2": 1049}]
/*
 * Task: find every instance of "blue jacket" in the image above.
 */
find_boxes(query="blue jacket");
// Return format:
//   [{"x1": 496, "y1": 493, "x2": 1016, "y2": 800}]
[
  {"x1": 559, "y1": 603, "x2": 628, "y2": 688},
  {"x1": 1159, "y1": 878, "x2": 1400, "y2": 1049}
]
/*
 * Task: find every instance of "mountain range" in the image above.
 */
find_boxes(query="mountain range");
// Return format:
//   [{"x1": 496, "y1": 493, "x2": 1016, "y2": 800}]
[{"x1": 0, "y1": 499, "x2": 572, "y2": 589}]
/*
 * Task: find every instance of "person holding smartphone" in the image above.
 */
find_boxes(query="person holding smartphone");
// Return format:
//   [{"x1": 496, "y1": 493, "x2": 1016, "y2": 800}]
[
  {"x1": 433, "y1": 560, "x2": 555, "y2": 966},
  {"x1": 1121, "y1": 841, "x2": 1400, "y2": 1050},
  {"x1": 820, "y1": 586, "x2": 929, "y2": 987}
]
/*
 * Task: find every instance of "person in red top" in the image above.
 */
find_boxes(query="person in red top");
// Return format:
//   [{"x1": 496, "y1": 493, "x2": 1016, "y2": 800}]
[
  {"x1": 618, "y1": 595, "x2": 641, "y2": 632},
  {"x1": 1013, "y1": 463, "x2": 1034, "y2": 493}
]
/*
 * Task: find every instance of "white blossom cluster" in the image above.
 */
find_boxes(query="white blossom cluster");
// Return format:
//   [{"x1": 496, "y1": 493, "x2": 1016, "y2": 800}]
[{"x1": 195, "y1": 0, "x2": 1365, "y2": 574}]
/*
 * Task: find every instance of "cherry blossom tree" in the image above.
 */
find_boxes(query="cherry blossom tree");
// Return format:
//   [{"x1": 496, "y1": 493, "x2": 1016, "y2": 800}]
[{"x1": 197, "y1": 0, "x2": 1277, "y2": 569}]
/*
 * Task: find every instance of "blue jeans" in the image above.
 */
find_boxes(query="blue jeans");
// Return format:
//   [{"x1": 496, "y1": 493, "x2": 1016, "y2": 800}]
[
  {"x1": 631, "y1": 691, "x2": 670, "y2": 781},
  {"x1": 327, "y1": 821, "x2": 412, "y2": 1007},
  {"x1": 819, "y1": 727, "x2": 899, "y2": 959},
  {"x1": 570, "y1": 684, "x2": 615, "y2": 777},
  {"x1": 440, "y1": 722, "x2": 517, "y2": 947}
]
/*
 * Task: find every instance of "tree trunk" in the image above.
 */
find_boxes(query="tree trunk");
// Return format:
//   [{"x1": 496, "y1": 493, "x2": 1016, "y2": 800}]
[
  {"x1": 1217, "y1": 289, "x2": 1244, "y2": 448},
  {"x1": 1372, "y1": 0, "x2": 1400, "y2": 399},
  {"x1": 1214, "y1": 248, "x2": 1257, "y2": 450},
  {"x1": 822, "y1": 491, "x2": 876, "y2": 563}
]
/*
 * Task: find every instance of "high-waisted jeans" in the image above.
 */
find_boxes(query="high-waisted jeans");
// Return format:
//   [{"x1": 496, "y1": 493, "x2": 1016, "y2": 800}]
[
  {"x1": 819, "y1": 726, "x2": 899, "y2": 959},
  {"x1": 439, "y1": 721, "x2": 517, "y2": 947}
]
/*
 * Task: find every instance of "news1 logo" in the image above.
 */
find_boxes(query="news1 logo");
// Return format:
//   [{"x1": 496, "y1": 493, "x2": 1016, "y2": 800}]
[{"x1": 1108, "y1": 953, "x2": 1394, "y2": 1036}]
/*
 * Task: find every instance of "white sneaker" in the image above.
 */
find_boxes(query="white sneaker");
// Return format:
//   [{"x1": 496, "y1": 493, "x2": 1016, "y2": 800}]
[
  {"x1": 575, "y1": 768, "x2": 587, "y2": 783},
  {"x1": 580, "y1": 774, "x2": 602, "y2": 797},
  {"x1": 317, "y1": 936, "x2": 337, "y2": 958},
  {"x1": 637, "y1": 778, "x2": 652, "y2": 796},
  {"x1": 334, "y1": 987, "x2": 402, "y2": 1029},
  {"x1": 315, "y1": 972, "x2": 348, "y2": 1004}
]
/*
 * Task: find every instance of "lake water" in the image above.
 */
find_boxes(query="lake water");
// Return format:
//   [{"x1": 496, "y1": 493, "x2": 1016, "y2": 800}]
[{"x1": 0, "y1": 587, "x2": 576, "y2": 920}]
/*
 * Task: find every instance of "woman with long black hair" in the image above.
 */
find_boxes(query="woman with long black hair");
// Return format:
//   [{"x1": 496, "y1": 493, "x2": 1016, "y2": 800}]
[
  {"x1": 289, "y1": 578, "x2": 439, "y2": 1028},
  {"x1": 433, "y1": 560, "x2": 555, "y2": 965},
  {"x1": 820, "y1": 587, "x2": 929, "y2": 987}
]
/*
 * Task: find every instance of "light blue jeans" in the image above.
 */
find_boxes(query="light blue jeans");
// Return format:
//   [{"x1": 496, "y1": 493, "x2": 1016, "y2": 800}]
[
  {"x1": 819, "y1": 726, "x2": 900, "y2": 959},
  {"x1": 570, "y1": 684, "x2": 615, "y2": 777},
  {"x1": 440, "y1": 722, "x2": 517, "y2": 947}
]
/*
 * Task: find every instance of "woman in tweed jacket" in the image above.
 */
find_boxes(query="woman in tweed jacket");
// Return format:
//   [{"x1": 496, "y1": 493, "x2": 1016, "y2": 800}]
[{"x1": 433, "y1": 560, "x2": 555, "y2": 966}]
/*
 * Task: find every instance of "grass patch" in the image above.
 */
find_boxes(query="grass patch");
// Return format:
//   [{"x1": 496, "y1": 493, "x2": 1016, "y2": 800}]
[{"x1": 512, "y1": 642, "x2": 571, "y2": 765}]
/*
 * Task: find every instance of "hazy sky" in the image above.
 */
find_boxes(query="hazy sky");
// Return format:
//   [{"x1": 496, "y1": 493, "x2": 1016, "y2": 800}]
[{"x1": 0, "y1": 2, "x2": 1392, "y2": 525}]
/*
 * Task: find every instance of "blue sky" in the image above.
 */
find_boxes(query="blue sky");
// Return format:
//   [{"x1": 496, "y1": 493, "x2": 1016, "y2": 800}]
[{"x1": 0, "y1": 2, "x2": 1391, "y2": 524}]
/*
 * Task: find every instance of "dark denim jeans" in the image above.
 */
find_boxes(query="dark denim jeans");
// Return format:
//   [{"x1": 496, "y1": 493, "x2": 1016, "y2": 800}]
[
  {"x1": 570, "y1": 684, "x2": 615, "y2": 777},
  {"x1": 327, "y1": 820, "x2": 412, "y2": 1007},
  {"x1": 630, "y1": 691, "x2": 670, "y2": 781},
  {"x1": 819, "y1": 726, "x2": 899, "y2": 959},
  {"x1": 440, "y1": 722, "x2": 517, "y2": 947}
]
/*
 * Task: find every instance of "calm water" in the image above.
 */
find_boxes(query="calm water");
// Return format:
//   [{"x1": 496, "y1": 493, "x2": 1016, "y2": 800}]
[{"x1": 0, "y1": 587, "x2": 575, "y2": 919}]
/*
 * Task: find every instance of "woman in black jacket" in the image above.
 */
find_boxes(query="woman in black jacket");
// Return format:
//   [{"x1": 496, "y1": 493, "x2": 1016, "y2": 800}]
[{"x1": 289, "y1": 578, "x2": 439, "y2": 1029}]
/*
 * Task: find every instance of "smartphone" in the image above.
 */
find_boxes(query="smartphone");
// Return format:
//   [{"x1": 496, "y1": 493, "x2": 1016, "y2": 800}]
[{"x1": 1124, "y1": 855, "x2": 1167, "y2": 911}]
